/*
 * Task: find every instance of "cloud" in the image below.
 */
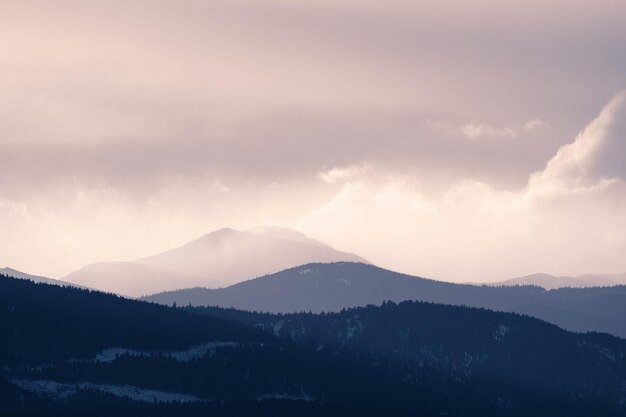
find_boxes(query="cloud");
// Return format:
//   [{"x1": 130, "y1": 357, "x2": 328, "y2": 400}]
[
  {"x1": 318, "y1": 166, "x2": 365, "y2": 185},
  {"x1": 461, "y1": 123, "x2": 517, "y2": 140},
  {"x1": 299, "y1": 92, "x2": 626, "y2": 281},
  {"x1": 0, "y1": 0, "x2": 623, "y2": 195},
  {"x1": 531, "y1": 91, "x2": 626, "y2": 189},
  {"x1": 1, "y1": 1, "x2": 626, "y2": 279},
  {"x1": 2, "y1": 93, "x2": 625, "y2": 280},
  {"x1": 524, "y1": 119, "x2": 549, "y2": 133},
  {"x1": 460, "y1": 119, "x2": 548, "y2": 140}
]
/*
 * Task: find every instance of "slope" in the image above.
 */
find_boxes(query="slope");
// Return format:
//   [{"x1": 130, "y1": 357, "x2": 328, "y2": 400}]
[
  {"x1": 492, "y1": 272, "x2": 626, "y2": 289},
  {"x1": 63, "y1": 227, "x2": 366, "y2": 297},
  {"x1": 0, "y1": 267, "x2": 84, "y2": 289},
  {"x1": 3, "y1": 273, "x2": 626, "y2": 416},
  {"x1": 143, "y1": 262, "x2": 626, "y2": 338}
]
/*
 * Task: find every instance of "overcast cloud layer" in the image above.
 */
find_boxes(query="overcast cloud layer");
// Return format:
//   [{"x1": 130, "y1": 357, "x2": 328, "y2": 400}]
[{"x1": 1, "y1": 0, "x2": 626, "y2": 281}]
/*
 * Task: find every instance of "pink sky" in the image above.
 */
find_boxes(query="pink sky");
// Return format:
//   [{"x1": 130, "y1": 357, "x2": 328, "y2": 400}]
[{"x1": 1, "y1": 0, "x2": 626, "y2": 281}]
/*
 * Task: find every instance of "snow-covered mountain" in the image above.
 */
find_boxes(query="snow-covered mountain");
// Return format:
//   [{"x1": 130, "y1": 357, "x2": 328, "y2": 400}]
[
  {"x1": 63, "y1": 227, "x2": 366, "y2": 297},
  {"x1": 0, "y1": 267, "x2": 83, "y2": 288},
  {"x1": 490, "y1": 272, "x2": 626, "y2": 289}
]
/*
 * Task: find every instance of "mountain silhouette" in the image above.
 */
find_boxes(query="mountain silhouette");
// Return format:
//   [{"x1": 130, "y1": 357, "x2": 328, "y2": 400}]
[
  {"x1": 0, "y1": 267, "x2": 84, "y2": 289},
  {"x1": 491, "y1": 272, "x2": 626, "y2": 289},
  {"x1": 2, "y1": 272, "x2": 626, "y2": 416},
  {"x1": 143, "y1": 262, "x2": 626, "y2": 338}
]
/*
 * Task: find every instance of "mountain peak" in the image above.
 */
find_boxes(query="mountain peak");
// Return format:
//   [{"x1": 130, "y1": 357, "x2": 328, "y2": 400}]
[
  {"x1": 200, "y1": 227, "x2": 242, "y2": 238},
  {"x1": 65, "y1": 226, "x2": 367, "y2": 296},
  {"x1": 247, "y1": 226, "x2": 327, "y2": 246},
  {"x1": 491, "y1": 271, "x2": 626, "y2": 289},
  {"x1": 1, "y1": 267, "x2": 82, "y2": 288},
  {"x1": 1, "y1": 267, "x2": 38, "y2": 279}
]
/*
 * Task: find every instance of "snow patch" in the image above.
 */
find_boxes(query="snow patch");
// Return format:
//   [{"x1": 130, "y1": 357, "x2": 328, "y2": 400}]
[
  {"x1": 272, "y1": 320, "x2": 285, "y2": 337},
  {"x1": 11, "y1": 379, "x2": 76, "y2": 399},
  {"x1": 577, "y1": 341, "x2": 619, "y2": 362},
  {"x1": 95, "y1": 348, "x2": 145, "y2": 363},
  {"x1": 345, "y1": 318, "x2": 365, "y2": 341},
  {"x1": 171, "y1": 342, "x2": 239, "y2": 361},
  {"x1": 257, "y1": 392, "x2": 314, "y2": 402},
  {"x1": 298, "y1": 268, "x2": 312, "y2": 275},
  {"x1": 11, "y1": 379, "x2": 202, "y2": 403},
  {"x1": 93, "y1": 341, "x2": 240, "y2": 363},
  {"x1": 493, "y1": 324, "x2": 509, "y2": 342}
]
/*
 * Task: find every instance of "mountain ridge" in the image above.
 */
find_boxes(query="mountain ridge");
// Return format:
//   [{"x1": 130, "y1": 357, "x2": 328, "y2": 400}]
[
  {"x1": 2, "y1": 272, "x2": 626, "y2": 416},
  {"x1": 0, "y1": 267, "x2": 85, "y2": 289},
  {"x1": 63, "y1": 227, "x2": 366, "y2": 297},
  {"x1": 142, "y1": 262, "x2": 626, "y2": 338},
  {"x1": 490, "y1": 272, "x2": 626, "y2": 289}
]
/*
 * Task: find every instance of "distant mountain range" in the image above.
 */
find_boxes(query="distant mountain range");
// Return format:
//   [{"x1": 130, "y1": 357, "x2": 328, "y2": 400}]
[
  {"x1": 62, "y1": 227, "x2": 366, "y2": 297},
  {"x1": 0, "y1": 267, "x2": 83, "y2": 289},
  {"x1": 490, "y1": 272, "x2": 626, "y2": 289},
  {"x1": 2, "y1": 273, "x2": 626, "y2": 416},
  {"x1": 142, "y1": 262, "x2": 626, "y2": 338}
]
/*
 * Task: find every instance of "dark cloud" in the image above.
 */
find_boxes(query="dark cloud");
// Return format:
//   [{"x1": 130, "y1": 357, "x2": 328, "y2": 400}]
[{"x1": 0, "y1": 107, "x2": 559, "y2": 200}]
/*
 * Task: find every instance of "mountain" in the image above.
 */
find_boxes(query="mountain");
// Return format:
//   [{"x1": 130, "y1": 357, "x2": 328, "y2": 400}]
[
  {"x1": 63, "y1": 227, "x2": 366, "y2": 297},
  {"x1": 193, "y1": 302, "x2": 626, "y2": 415},
  {"x1": 0, "y1": 273, "x2": 416, "y2": 417},
  {"x1": 492, "y1": 272, "x2": 626, "y2": 289},
  {"x1": 2, "y1": 273, "x2": 626, "y2": 416},
  {"x1": 0, "y1": 267, "x2": 83, "y2": 288},
  {"x1": 135, "y1": 227, "x2": 367, "y2": 286},
  {"x1": 142, "y1": 262, "x2": 626, "y2": 338},
  {"x1": 63, "y1": 262, "x2": 199, "y2": 297}
]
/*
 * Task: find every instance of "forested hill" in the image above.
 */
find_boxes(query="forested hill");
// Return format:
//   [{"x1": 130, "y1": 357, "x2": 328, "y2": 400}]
[
  {"x1": 192, "y1": 301, "x2": 626, "y2": 410},
  {"x1": 0, "y1": 272, "x2": 267, "y2": 362},
  {"x1": 2, "y1": 273, "x2": 626, "y2": 416},
  {"x1": 144, "y1": 262, "x2": 626, "y2": 338},
  {"x1": 0, "y1": 274, "x2": 422, "y2": 416}
]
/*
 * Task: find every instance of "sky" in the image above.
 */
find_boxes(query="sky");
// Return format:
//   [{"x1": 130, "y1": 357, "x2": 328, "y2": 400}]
[{"x1": 1, "y1": 0, "x2": 626, "y2": 282}]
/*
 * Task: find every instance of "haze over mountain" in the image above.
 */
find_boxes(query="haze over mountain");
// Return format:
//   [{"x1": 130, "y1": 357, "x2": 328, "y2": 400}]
[
  {"x1": 143, "y1": 262, "x2": 626, "y2": 338},
  {"x1": 4, "y1": 3, "x2": 626, "y2": 416},
  {"x1": 0, "y1": 267, "x2": 82, "y2": 289},
  {"x1": 3, "y1": 0, "x2": 626, "y2": 288},
  {"x1": 63, "y1": 262, "x2": 198, "y2": 297},
  {"x1": 491, "y1": 273, "x2": 626, "y2": 289},
  {"x1": 63, "y1": 227, "x2": 366, "y2": 297}
]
